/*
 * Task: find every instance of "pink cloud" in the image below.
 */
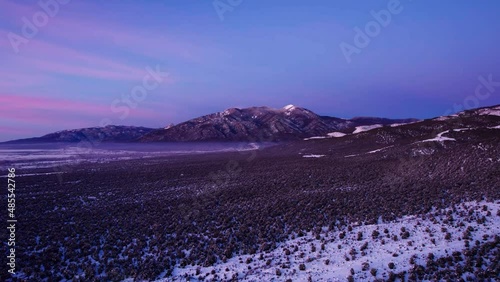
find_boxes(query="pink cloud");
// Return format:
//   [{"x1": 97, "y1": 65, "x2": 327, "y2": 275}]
[
  {"x1": 2, "y1": 37, "x2": 155, "y2": 81},
  {"x1": 1, "y1": 0, "x2": 199, "y2": 62},
  {"x1": 0, "y1": 125, "x2": 33, "y2": 135},
  {"x1": 0, "y1": 94, "x2": 165, "y2": 124},
  {"x1": 0, "y1": 68, "x2": 59, "y2": 89},
  {"x1": 0, "y1": 1, "x2": 38, "y2": 25},
  {"x1": 0, "y1": 1, "x2": 185, "y2": 84},
  {"x1": 1, "y1": 37, "x2": 176, "y2": 87},
  {"x1": 45, "y1": 16, "x2": 199, "y2": 62}
]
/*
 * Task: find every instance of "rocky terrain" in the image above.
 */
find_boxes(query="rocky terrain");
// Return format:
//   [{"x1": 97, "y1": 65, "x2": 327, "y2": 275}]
[{"x1": 1, "y1": 104, "x2": 499, "y2": 281}]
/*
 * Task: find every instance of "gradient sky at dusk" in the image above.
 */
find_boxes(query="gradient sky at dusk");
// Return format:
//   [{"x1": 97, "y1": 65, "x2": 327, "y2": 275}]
[{"x1": 1, "y1": 0, "x2": 500, "y2": 141}]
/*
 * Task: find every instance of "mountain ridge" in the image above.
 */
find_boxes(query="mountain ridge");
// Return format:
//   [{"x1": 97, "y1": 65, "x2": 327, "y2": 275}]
[
  {"x1": 3, "y1": 125, "x2": 156, "y2": 144},
  {"x1": 5, "y1": 104, "x2": 498, "y2": 143},
  {"x1": 139, "y1": 105, "x2": 418, "y2": 142}
]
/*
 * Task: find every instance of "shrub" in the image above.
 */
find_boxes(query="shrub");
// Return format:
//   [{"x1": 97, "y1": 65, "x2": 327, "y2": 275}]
[
  {"x1": 357, "y1": 232, "x2": 363, "y2": 241},
  {"x1": 401, "y1": 231, "x2": 410, "y2": 239}
]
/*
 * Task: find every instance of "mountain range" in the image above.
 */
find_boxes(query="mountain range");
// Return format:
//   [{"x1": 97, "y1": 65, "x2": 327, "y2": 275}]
[
  {"x1": 3, "y1": 125, "x2": 155, "y2": 144},
  {"x1": 140, "y1": 105, "x2": 417, "y2": 142},
  {"x1": 3, "y1": 105, "x2": 418, "y2": 143}
]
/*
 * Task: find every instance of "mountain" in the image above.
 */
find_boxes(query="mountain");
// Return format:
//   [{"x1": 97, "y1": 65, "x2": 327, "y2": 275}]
[
  {"x1": 140, "y1": 105, "x2": 418, "y2": 142},
  {"x1": 281, "y1": 104, "x2": 500, "y2": 160},
  {"x1": 3, "y1": 125, "x2": 157, "y2": 144}
]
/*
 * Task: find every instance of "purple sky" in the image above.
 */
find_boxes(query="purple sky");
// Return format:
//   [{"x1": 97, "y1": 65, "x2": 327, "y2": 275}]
[{"x1": 1, "y1": 0, "x2": 500, "y2": 141}]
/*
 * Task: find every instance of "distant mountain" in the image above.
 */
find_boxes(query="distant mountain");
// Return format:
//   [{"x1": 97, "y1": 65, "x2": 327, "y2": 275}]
[
  {"x1": 140, "y1": 105, "x2": 418, "y2": 142},
  {"x1": 4, "y1": 125, "x2": 157, "y2": 144}
]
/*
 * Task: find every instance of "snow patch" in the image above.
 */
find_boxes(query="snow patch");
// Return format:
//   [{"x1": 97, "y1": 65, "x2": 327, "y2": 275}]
[
  {"x1": 352, "y1": 124, "x2": 383, "y2": 134},
  {"x1": 420, "y1": 136, "x2": 455, "y2": 142},
  {"x1": 343, "y1": 146, "x2": 393, "y2": 158},
  {"x1": 304, "y1": 136, "x2": 327, "y2": 141},
  {"x1": 303, "y1": 154, "x2": 325, "y2": 158},
  {"x1": 304, "y1": 133, "x2": 347, "y2": 140},
  {"x1": 390, "y1": 120, "x2": 422, "y2": 127},
  {"x1": 368, "y1": 145, "x2": 394, "y2": 154},
  {"x1": 419, "y1": 130, "x2": 456, "y2": 143},
  {"x1": 418, "y1": 127, "x2": 474, "y2": 143},
  {"x1": 327, "y1": 132, "x2": 347, "y2": 138},
  {"x1": 344, "y1": 154, "x2": 358, "y2": 158},
  {"x1": 477, "y1": 108, "x2": 500, "y2": 117}
]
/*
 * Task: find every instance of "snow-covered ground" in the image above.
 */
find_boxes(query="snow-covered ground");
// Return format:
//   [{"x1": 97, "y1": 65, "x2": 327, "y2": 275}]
[
  {"x1": 477, "y1": 106, "x2": 500, "y2": 117},
  {"x1": 304, "y1": 132, "x2": 347, "y2": 140},
  {"x1": 352, "y1": 125, "x2": 383, "y2": 134},
  {"x1": 303, "y1": 136, "x2": 327, "y2": 141},
  {"x1": 303, "y1": 124, "x2": 385, "y2": 139},
  {"x1": 302, "y1": 154, "x2": 326, "y2": 158},
  {"x1": 367, "y1": 145, "x2": 394, "y2": 154},
  {"x1": 343, "y1": 146, "x2": 394, "y2": 158},
  {"x1": 418, "y1": 127, "x2": 485, "y2": 143},
  {"x1": 419, "y1": 130, "x2": 456, "y2": 143},
  {"x1": 163, "y1": 200, "x2": 500, "y2": 282},
  {"x1": 0, "y1": 143, "x2": 266, "y2": 169},
  {"x1": 327, "y1": 132, "x2": 347, "y2": 138},
  {"x1": 390, "y1": 120, "x2": 422, "y2": 127},
  {"x1": 432, "y1": 115, "x2": 457, "y2": 121}
]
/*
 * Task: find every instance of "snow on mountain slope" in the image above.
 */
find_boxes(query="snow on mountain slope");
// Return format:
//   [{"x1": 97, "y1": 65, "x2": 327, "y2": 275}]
[
  {"x1": 419, "y1": 128, "x2": 477, "y2": 143},
  {"x1": 477, "y1": 105, "x2": 500, "y2": 117},
  {"x1": 420, "y1": 134, "x2": 456, "y2": 143},
  {"x1": 304, "y1": 132, "x2": 347, "y2": 140},
  {"x1": 352, "y1": 124, "x2": 383, "y2": 134},
  {"x1": 139, "y1": 106, "x2": 415, "y2": 142},
  {"x1": 367, "y1": 145, "x2": 394, "y2": 154},
  {"x1": 164, "y1": 201, "x2": 500, "y2": 282},
  {"x1": 327, "y1": 132, "x2": 347, "y2": 138}
]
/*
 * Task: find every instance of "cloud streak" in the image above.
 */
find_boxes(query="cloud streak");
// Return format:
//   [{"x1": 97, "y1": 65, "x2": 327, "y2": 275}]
[{"x1": 0, "y1": 94, "x2": 163, "y2": 123}]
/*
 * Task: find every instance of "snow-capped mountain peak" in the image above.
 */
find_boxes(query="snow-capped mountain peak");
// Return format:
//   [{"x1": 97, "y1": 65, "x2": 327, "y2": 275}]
[{"x1": 139, "y1": 106, "x2": 417, "y2": 142}]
